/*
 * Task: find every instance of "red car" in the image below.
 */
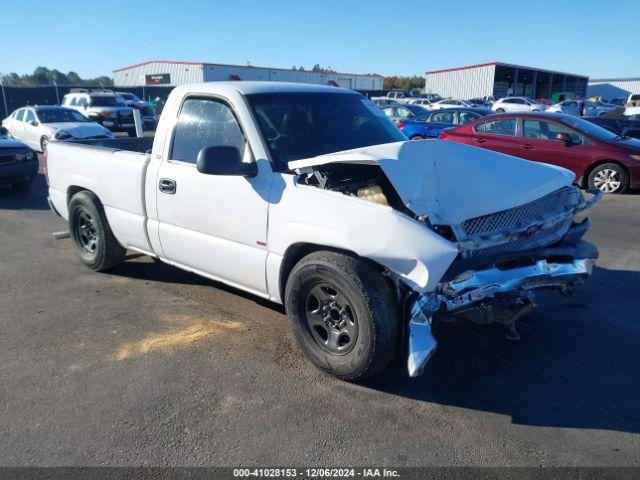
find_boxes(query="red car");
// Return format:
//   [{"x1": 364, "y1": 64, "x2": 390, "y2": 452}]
[{"x1": 439, "y1": 112, "x2": 640, "y2": 193}]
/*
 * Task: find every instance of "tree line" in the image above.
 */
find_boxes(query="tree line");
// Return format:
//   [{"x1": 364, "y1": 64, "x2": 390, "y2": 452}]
[
  {"x1": 0, "y1": 67, "x2": 113, "y2": 86},
  {"x1": 383, "y1": 75, "x2": 425, "y2": 91}
]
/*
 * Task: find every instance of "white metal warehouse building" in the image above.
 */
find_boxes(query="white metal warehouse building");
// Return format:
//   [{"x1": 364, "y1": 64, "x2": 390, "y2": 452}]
[
  {"x1": 587, "y1": 78, "x2": 640, "y2": 100},
  {"x1": 113, "y1": 60, "x2": 383, "y2": 90},
  {"x1": 424, "y1": 62, "x2": 589, "y2": 100}
]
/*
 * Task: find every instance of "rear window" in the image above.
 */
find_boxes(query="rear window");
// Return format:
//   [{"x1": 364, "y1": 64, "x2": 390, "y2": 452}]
[
  {"x1": 90, "y1": 96, "x2": 123, "y2": 107},
  {"x1": 475, "y1": 118, "x2": 517, "y2": 136}
]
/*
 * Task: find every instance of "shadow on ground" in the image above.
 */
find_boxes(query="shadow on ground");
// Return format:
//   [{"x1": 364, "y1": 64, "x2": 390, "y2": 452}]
[{"x1": 362, "y1": 265, "x2": 640, "y2": 435}]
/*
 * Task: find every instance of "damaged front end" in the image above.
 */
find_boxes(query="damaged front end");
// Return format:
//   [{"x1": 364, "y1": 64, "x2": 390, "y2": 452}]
[{"x1": 407, "y1": 188, "x2": 601, "y2": 377}]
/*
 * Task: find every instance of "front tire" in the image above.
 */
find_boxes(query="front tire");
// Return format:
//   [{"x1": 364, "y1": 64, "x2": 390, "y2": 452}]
[
  {"x1": 588, "y1": 163, "x2": 628, "y2": 194},
  {"x1": 68, "y1": 191, "x2": 125, "y2": 271},
  {"x1": 285, "y1": 251, "x2": 399, "y2": 381}
]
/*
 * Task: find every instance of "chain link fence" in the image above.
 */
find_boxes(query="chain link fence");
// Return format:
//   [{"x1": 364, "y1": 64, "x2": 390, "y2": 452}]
[{"x1": 0, "y1": 84, "x2": 175, "y2": 119}]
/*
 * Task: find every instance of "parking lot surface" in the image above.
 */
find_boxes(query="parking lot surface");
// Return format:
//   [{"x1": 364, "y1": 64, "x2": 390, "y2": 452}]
[{"x1": 1, "y1": 168, "x2": 639, "y2": 466}]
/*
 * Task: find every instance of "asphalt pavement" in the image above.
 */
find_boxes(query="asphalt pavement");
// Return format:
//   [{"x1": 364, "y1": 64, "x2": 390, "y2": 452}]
[{"x1": 0, "y1": 169, "x2": 639, "y2": 466}]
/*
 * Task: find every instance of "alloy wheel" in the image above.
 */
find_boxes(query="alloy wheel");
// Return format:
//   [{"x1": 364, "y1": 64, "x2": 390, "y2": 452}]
[{"x1": 76, "y1": 209, "x2": 98, "y2": 254}]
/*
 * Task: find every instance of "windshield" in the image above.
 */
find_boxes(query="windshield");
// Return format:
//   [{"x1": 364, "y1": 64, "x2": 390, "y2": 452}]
[
  {"x1": 562, "y1": 116, "x2": 618, "y2": 141},
  {"x1": 247, "y1": 92, "x2": 406, "y2": 166},
  {"x1": 90, "y1": 96, "x2": 123, "y2": 107},
  {"x1": 37, "y1": 108, "x2": 91, "y2": 123}
]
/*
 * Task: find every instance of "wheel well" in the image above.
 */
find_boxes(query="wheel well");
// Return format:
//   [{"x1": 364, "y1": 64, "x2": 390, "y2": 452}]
[
  {"x1": 582, "y1": 160, "x2": 629, "y2": 187},
  {"x1": 278, "y1": 243, "x2": 384, "y2": 303},
  {"x1": 67, "y1": 186, "x2": 94, "y2": 206}
]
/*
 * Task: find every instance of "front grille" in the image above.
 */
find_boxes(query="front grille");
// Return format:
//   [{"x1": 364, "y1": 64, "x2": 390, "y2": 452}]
[{"x1": 454, "y1": 186, "x2": 582, "y2": 258}]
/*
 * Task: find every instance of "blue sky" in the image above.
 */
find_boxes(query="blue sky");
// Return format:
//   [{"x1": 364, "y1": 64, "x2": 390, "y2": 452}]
[{"x1": 3, "y1": 0, "x2": 639, "y2": 79}]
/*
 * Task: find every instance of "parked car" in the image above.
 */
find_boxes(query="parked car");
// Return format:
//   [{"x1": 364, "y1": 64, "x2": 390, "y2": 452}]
[
  {"x1": 398, "y1": 107, "x2": 492, "y2": 139},
  {"x1": 381, "y1": 104, "x2": 416, "y2": 123},
  {"x1": 372, "y1": 98, "x2": 399, "y2": 108},
  {"x1": 61, "y1": 90, "x2": 136, "y2": 136},
  {"x1": 429, "y1": 99, "x2": 474, "y2": 110},
  {"x1": 583, "y1": 116, "x2": 640, "y2": 140},
  {"x1": 2, "y1": 106, "x2": 113, "y2": 152},
  {"x1": 583, "y1": 101, "x2": 619, "y2": 117},
  {"x1": 0, "y1": 132, "x2": 38, "y2": 191},
  {"x1": 404, "y1": 104, "x2": 429, "y2": 117},
  {"x1": 467, "y1": 98, "x2": 492, "y2": 107},
  {"x1": 535, "y1": 98, "x2": 553, "y2": 106},
  {"x1": 47, "y1": 82, "x2": 599, "y2": 381},
  {"x1": 439, "y1": 112, "x2": 640, "y2": 193},
  {"x1": 547, "y1": 99, "x2": 582, "y2": 116},
  {"x1": 491, "y1": 97, "x2": 547, "y2": 113},
  {"x1": 624, "y1": 105, "x2": 640, "y2": 117},
  {"x1": 116, "y1": 91, "x2": 157, "y2": 129},
  {"x1": 626, "y1": 93, "x2": 640, "y2": 106},
  {"x1": 407, "y1": 98, "x2": 433, "y2": 107},
  {"x1": 608, "y1": 97, "x2": 626, "y2": 107}
]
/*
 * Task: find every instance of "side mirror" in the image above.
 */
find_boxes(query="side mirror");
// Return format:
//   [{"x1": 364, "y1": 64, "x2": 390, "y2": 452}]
[
  {"x1": 196, "y1": 145, "x2": 257, "y2": 177},
  {"x1": 556, "y1": 132, "x2": 573, "y2": 145}
]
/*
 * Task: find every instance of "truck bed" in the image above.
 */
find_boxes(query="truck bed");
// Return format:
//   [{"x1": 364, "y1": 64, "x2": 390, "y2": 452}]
[
  {"x1": 47, "y1": 137, "x2": 154, "y2": 255},
  {"x1": 68, "y1": 136, "x2": 154, "y2": 153}
]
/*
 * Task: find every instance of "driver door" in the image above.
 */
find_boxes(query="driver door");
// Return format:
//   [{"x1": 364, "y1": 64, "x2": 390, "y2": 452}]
[
  {"x1": 22, "y1": 109, "x2": 40, "y2": 149},
  {"x1": 155, "y1": 96, "x2": 272, "y2": 295}
]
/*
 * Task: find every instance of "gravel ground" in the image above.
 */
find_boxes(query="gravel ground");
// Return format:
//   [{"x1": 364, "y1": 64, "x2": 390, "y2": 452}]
[{"x1": 0, "y1": 169, "x2": 639, "y2": 467}]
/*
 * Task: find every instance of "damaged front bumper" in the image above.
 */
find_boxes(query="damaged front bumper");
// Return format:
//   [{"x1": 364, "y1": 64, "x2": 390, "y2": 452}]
[{"x1": 407, "y1": 239, "x2": 598, "y2": 377}]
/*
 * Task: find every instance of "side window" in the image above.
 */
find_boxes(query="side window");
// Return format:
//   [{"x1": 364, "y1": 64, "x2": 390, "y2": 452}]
[
  {"x1": 24, "y1": 110, "x2": 36, "y2": 124},
  {"x1": 523, "y1": 120, "x2": 581, "y2": 143},
  {"x1": 15, "y1": 109, "x2": 25, "y2": 121},
  {"x1": 382, "y1": 107, "x2": 394, "y2": 117},
  {"x1": 512, "y1": 98, "x2": 524, "y2": 104},
  {"x1": 170, "y1": 97, "x2": 246, "y2": 164},
  {"x1": 458, "y1": 111, "x2": 480, "y2": 125},
  {"x1": 431, "y1": 111, "x2": 455, "y2": 124},
  {"x1": 69, "y1": 97, "x2": 78, "y2": 106},
  {"x1": 77, "y1": 97, "x2": 88, "y2": 107},
  {"x1": 395, "y1": 107, "x2": 412, "y2": 119},
  {"x1": 475, "y1": 118, "x2": 516, "y2": 136}
]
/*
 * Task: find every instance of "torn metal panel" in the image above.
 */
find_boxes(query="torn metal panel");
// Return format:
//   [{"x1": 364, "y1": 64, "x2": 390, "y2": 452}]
[{"x1": 289, "y1": 140, "x2": 576, "y2": 225}]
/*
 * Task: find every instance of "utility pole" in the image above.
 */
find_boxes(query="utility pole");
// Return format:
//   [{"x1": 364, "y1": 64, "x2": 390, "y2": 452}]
[{"x1": 0, "y1": 80, "x2": 8, "y2": 118}]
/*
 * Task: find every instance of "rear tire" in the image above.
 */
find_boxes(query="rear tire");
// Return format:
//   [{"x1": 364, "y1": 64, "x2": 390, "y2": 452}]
[
  {"x1": 68, "y1": 191, "x2": 125, "y2": 271},
  {"x1": 284, "y1": 251, "x2": 399, "y2": 381},
  {"x1": 587, "y1": 163, "x2": 628, "y2": 194}
]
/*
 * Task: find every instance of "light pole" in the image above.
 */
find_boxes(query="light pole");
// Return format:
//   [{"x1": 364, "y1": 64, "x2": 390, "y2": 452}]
[{"x1": 0, "y1": 80, "x2": 8, "y2": 118}]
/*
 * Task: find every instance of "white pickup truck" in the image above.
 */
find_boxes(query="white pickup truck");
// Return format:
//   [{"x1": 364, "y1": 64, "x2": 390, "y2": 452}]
[{"x1": 47, "y1": 82, "x2": 600, "y2": 380}]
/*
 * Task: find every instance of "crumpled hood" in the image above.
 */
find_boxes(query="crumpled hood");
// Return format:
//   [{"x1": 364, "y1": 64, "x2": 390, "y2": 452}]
[
  {"x1": 46, "y1": 122, "x2": 111, "y2": 138},
  {"x1": 289, "y1": 139, "x2": 575, "y2": 225}
]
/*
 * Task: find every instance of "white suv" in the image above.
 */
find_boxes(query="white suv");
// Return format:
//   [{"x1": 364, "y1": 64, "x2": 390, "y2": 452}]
[
  {"x1": 492, "y1": 97, "x2": 546, "y2": 113},
  {"x1": 61, "y1": 90, "x2": 136, "y2": 135}
]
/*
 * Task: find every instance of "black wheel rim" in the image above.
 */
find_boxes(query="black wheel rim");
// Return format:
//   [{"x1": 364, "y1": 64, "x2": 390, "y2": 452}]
[
  {"x1": 74, "y1": 208, "x2": 98, "y2": 254},
  {"x1": 304, "y1": 282, "x2": 357, "y2": 355}
]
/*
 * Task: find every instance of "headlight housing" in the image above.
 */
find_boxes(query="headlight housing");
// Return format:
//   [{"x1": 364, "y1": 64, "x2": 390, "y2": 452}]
[
  {"x1": 14, "y1": 153, "x2": 26, "y2": 161},
  {"x1": 55, "y1": 131, "x2": 72, "y2": 140},
  {"x1": 26, "y1": 151, "x2": 36, "y2": 160}
]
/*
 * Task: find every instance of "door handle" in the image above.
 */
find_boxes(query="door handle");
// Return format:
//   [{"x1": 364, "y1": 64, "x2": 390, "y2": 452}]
[
  {"x1": 474, "y1": 138, "x2": 487, "y2": 143},
  {"x1": 159, "y1": 178, "x2": 176, "y2": 194},
  {"x1": 521, "y1": 144, "x2": 535, "y2": 150}
]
